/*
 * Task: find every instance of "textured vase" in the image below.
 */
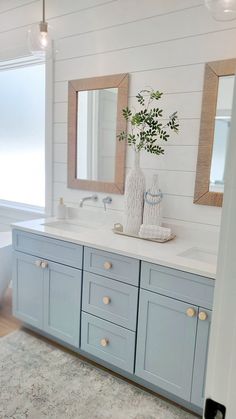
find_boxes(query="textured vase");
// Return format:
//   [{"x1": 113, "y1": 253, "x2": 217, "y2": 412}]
[
  {"x1": 143, "y1": 174, "x2": 162, "y2": 226},
  {"x1": 123, "y1": 152, "x2": 145, "y2": 234}
]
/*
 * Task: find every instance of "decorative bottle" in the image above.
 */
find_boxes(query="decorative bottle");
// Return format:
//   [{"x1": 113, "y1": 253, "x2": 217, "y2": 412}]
[
  {"x1": 123, "y1": 151, "x2": 145, "y2": 234},
  {"x1": 143, "y1": 174, "x2": 162, "y2": 226}
]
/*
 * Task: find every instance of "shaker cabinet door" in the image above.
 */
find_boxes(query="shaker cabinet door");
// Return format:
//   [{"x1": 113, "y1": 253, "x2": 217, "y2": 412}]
[
  {"x1": 135, "y1": 289, "x2": 198, "y2": 401},
  {"x1": 44, "y1": 262, "x2": 82, "y2": 347},
  {"x1": 13, "y1": 251, "x2": 44, "y2": 329},
  {"x1": 191, "y1": 308, "x2": 212, "y2": 407}
]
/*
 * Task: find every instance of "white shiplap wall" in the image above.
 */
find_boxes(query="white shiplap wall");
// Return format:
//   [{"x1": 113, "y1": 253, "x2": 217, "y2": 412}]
[{"x1": 1, "y1": 0, "x2": 236, "y2": 229}]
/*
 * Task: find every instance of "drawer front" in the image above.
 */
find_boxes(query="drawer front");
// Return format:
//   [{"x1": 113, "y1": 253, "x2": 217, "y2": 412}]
[
  {"x1": 84, "y1": 247, "x2": 139, "y2": 286},
  {"x1": 13, "y1": 229, "x2": 83, "y2": 269},
  {"x1": 82, "y1": 272, "x2": 138, "y2": 330},
  {"x1": 141, "y1": 262, "x2": 214, "y2": 309},
  {"x1": 81, "y1": 312, "x2": 135, "y2": 373}
]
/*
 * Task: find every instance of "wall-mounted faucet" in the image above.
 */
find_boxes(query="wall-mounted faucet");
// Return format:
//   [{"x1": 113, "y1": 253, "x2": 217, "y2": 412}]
[
  {"x1": 102, "y1": 196, "x2": 112, "y2": 211},
  {"x1": 79, "y1": 194, "x2": 98, "y2": 208}
]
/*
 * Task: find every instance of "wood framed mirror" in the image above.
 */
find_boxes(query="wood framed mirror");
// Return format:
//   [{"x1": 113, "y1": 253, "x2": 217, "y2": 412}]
[
  {"x1": 68, "y1": 73, "x2": 129, "y2": 194},
  {"x1": 194, "y1": 58, "x2": 236, "y2": 207}
]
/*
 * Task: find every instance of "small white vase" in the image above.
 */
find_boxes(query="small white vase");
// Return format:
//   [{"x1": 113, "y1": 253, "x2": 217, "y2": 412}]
[{"x1": 123, "y1": 152, "x2": 145, "y2": 235}]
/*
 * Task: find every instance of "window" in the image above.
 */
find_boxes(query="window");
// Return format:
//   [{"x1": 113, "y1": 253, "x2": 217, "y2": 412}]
[{"x1": 0, "y1": 62, "x2": 45, "y2": 210}]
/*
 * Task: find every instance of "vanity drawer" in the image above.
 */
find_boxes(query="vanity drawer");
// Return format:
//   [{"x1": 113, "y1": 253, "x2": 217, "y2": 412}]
[
  {"x1": 141, "y1": 262, "x2": 215, "y2": 309},
  {"x1": 13, "y1": 230, "x2": 83, "y2": 269},
  {"x1": 82, "y1": 272, "x2": 138, "y2": 330},
  {"x1": 84, "y1": 247, "x2": 139, "y2": 286},
  {"x1": 81, "y1": 312, "x2": 135, "y2": 373}
]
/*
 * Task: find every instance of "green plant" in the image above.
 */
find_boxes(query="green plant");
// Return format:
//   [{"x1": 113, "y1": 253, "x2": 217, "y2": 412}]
[{"x1": 118, "y1": 89, "x2": 179, "y2": 155}]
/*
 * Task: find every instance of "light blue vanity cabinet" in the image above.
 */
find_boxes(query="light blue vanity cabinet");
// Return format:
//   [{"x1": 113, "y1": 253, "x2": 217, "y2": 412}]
[
  {"x1": 12, "y1": 230, "x2": 83, "y2": 347},
  {"x1": 82, "y1": 271, "x2": 138, "y2": 330},
  {"x1": 135, "y1": 262, "x2": 214, "y2": 408},
  {"x1": 84, "y1": 246, "x2": 140, "y2": 286},
  {"x1": 81, "y1": 247, "x2": 140, "y2": 373},
  {"x1": 12, "y1": 228, "x2": 215, "y2": 414},
  {"x1": 13, "y1": 251, "x2": 44, "y2": 329},
  {"x1": 43, "y1": 261, "x2": 81, "y2": 346},
  {"x1": 135, "y1": 289, "x2": 198, "y2": 400},
  {"x1": 81, "y1": 312, "x2": 136, "y2": 373},
  {"x1": 191, "y1": 308, "x2": 212, "y2": 407}
]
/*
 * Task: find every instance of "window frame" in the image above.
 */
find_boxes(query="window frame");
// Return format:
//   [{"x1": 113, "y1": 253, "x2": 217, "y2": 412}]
[{"x1": 0, "y1": 55, "x2": 53, "y2": 217}]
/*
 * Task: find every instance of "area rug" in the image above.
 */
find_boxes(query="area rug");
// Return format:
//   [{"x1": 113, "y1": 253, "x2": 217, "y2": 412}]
[{"x1": 0, "y1": 330, "x2": 198, "y2": 419}]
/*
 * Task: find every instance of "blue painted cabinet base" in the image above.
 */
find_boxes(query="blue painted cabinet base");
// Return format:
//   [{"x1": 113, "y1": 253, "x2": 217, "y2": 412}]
[
  {"x1": 12, "y1": 229, "x2": 214, "y2": 416},
  {"x1": 13, "y1": 250, "x2": 82, "y2": 347}
]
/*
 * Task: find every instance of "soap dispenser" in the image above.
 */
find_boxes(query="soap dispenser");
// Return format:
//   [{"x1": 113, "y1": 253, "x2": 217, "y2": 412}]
[{"x1": 56, "y1": 197, "x2": 67, "y2": 219}]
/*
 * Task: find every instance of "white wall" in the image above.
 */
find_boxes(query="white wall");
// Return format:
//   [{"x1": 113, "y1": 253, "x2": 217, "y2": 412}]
[{"x1": 1, "y1": 0, "x2": 236, "y2": 229}]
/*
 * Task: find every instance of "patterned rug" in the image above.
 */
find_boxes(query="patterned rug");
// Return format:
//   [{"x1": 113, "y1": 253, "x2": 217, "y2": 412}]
[{"x1": 0, "y1": 330, "x2": 198, "y2": 419}]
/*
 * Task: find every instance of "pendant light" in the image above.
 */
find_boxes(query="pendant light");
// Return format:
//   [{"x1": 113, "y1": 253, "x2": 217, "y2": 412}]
[
  {"x1": 205, "y1": 0, "x2": 236, "y2": 20},
  {"x1": 27, "y1": 0, "x2": 52, "y2": 58}
]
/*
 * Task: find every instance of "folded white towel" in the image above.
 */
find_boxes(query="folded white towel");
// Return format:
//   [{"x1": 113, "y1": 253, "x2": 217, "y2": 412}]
[{"x1": 139, "y1": 224, "x2": 171, "y2": 240}]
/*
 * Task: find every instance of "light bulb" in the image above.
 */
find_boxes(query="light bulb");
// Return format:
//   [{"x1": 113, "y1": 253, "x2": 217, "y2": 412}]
[
  {"x1": 39, "y1": 31, "x2": 48, "y2": 48},
  {"x1": 205, "y1": 0, "x2": 236, "y2": 20}
]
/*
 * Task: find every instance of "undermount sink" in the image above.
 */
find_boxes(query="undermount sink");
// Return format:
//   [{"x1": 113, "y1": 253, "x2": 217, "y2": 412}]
[
  {"x1": 42, "y1": 219, "x2": 102, "y2": 233},
  {"x1": 178, "y1": 247, "x2": 217, "y2": 265}
]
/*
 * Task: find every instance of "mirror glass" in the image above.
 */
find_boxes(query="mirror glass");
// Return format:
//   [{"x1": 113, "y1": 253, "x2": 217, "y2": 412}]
[
  {"x1": 76, "y1": 88, "x2": 118, "y2": 183},
  {"x1": 209, "y1": 75, "x2": 234, "y2": 193}
]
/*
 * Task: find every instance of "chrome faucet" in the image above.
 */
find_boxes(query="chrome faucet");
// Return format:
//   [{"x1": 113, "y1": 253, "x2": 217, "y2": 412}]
[
  {"x1": 79, "y1": 194, "x2": 98, "y2": 208},
  {"x1": 102, "y1": 196, "x2": 112, "y2": 211}
]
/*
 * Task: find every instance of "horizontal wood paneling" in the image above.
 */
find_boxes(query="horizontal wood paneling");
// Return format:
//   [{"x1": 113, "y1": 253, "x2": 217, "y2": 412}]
[
  {"x1": 55, "y1": 29, "x2": 236, "y2": 82},
  {"x1": 53, "y1": 92, "x2": 201, "y2": 122},
  {"x1": 55, "y1": 6, "x2": 236, "y2": 62},
  {"x1": 1, "y1": 0, "x2": 232, "y2": 228}
]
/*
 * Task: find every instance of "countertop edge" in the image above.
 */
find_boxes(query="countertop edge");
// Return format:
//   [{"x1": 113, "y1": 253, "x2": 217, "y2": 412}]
[{"x1": 11, "y1": 222, "x2": 216, "y2": 281}]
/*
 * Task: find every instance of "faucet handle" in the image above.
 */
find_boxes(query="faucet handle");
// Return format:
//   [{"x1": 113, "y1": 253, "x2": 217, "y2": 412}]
[{"x1": 102, "y1": 196, "x2": 112, "y2": 211}]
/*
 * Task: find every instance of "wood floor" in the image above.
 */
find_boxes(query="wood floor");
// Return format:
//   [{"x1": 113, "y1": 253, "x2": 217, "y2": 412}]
[{"x1": 0, "y1": 288, "x2": 21, "y2": 337}]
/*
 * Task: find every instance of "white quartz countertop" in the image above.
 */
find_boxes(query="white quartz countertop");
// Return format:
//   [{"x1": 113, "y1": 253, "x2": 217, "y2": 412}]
[{"x1": 11, "y1": 214, "x2": 218, "y2": 280}]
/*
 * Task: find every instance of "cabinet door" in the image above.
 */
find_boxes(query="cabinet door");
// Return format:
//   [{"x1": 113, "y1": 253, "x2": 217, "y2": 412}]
[
  {"x1": 44, "y1": 261, "x2": 82, "y2": 347},
  {"x1": 135, "y1": 289, "x2": 198, "y2": 400},
  {"x1": 191, "y1": 308, "x2": 212, "y2": 407},
  {"x1": 13, "y1": 251, "x2": 43, "y2": 329}
]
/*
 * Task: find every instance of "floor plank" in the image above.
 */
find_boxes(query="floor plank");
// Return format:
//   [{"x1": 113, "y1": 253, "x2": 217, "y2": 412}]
[{"x1": 0, "y1": 288, "x2": 21, "y2": 337}]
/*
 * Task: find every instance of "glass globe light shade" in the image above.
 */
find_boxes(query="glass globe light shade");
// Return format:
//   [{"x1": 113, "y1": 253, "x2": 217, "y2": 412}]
[
  {"x1": 205, "y1": 0, "x2": 236, "y2": 20},
  {"x1": 27, "y1": 21, "x2": 53, "y2": 59}
]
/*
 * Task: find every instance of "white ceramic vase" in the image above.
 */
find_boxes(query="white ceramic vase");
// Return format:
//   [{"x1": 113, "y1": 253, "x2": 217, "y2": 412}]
[
  {"x1": 143, "y1": 174, "x2": 162, "y2": 226},
  {"x1": 123, "y1": 151, "x2": 145, "y2": 235}
]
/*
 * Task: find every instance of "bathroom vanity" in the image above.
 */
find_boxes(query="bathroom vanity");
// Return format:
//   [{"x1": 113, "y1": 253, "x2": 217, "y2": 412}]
[{"x1": 11, "y1": 219, "x2": 216, "y2": 415}]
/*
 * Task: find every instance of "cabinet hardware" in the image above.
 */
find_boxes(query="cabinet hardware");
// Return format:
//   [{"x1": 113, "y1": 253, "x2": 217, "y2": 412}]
[
  {"x1": 41, "y1": 261, "x2": 48, "y2": 269},
  {"x1": 102, "y1": 296, "x2": 111, "y2": 305},
  {"x1": 103, "y1": 261, "x2": 112, "y2": 270},
  {"x1": 186, "y1": 307, "x2": 196, "y2": 317},
  {"x1": 199, "y1": 311, "x2": 208, "y2": 321},
  {"x1": 35, "y1": 260, "x2": 42, "y2": 268},
  {"x1": 100, "y1": 338, "x2": 109, "y2": 347}
]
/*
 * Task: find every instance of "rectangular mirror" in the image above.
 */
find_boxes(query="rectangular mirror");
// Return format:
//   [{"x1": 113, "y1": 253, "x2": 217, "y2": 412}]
[
  {"x1": 209, "y1": 75, "x2": 234, "y2": 193},
  {"x1": 68, "y1": 74, "x2": 129, "y2": 194},
  {"x1": 194, "y1": 59, "x2": 236, "y2": 207}
]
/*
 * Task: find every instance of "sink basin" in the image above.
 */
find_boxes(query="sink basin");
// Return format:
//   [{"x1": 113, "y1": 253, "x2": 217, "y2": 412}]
[
  {"x1": 42, "y1": 219, "x2": 102, "y2": 233},
  {"x1": 178, "y1": 247, "x2": 217, "y2": 265}
]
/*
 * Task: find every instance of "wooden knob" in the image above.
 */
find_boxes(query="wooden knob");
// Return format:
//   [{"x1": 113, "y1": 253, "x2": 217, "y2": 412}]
[
  {"x1": 35, "y1": 260, "x2": 42, "y2": 268},
  {"x1": 41, "y1": 261, "x2": 48, "y2": 269},
  {"x1": 100, "y1": 338, "x2": 109, "y2": 347},
  {"x1": 102, "y1": 296, "x2": 111, "y2": 305},
  {"x1": 103, "y1": 261, "x2": 112, "y2": 270},
  {"x1": 199, "y1": 311, "x2": 208, "y2": 321},
  {"x1": 186, "y1": 308, "x2": 196, "y2": 318}
]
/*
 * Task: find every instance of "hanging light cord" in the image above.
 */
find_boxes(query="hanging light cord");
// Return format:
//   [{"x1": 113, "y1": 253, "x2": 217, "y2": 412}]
[{"x1": 42, "y1": 0, "x2": 45, "y2": 23}]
